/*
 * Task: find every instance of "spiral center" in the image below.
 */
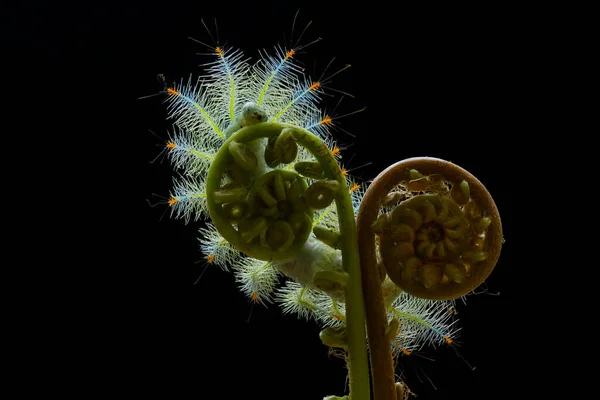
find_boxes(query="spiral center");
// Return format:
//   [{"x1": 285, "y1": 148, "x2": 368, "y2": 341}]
[{"x1": 421, "y1": 224, "x2": 443, "y2": 243}]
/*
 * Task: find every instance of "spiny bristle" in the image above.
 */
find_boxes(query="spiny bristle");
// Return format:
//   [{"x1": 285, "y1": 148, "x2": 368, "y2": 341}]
[
  {"x1": 233, "y1": 258, "x2": 280, "y2": 306},
  {"x1": 169, "y1": 175, "x2": 209, "y2": 223},
  {"x1": 198, "y1": 223, "x2": 242, "y2": 271},
  {"x1": 165, "y1": 125, "x2": 216, "y2": 175},
  {"x1": 164, "y1": 76, "x2": 228, "y2": 146},
  {"x1": 251, "y1": 46, "x2": 305, "y2": 108},
  {"x1": 349, "y1": 181, "x2": 366, "y2": 216},
  {"x1": 199, "y1": 46, "x2": 253, "y2": 122},
  {"x1": 276, "y1": 280, "x2": 319, "y2": 321},
  {"x1": 389, "y1": 293, "x2": 461, "y2": 353},
  {"x1": 315, "y1": 293, "x2": 346, "y2": 328},
  {"x1": 269, "y1": 77, "x2": 322, "y2": 125},
  {"x1": 304, "y1": 109, "x2": 335, "y2": 140}
]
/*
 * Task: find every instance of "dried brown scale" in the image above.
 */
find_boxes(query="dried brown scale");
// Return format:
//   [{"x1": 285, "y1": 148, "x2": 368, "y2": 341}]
[{"x1": 357, "y1": 156, "x2": 503, "y2": 400}]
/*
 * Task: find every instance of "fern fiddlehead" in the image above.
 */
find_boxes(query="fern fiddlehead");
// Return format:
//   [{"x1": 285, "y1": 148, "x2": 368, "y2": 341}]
[{"x1": 357, "y1": 156, "x2": 503, "y2": 399}]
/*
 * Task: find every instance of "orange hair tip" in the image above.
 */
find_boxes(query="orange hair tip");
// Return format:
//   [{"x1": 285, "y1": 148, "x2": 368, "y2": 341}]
[
  {"x1": 341, "y1": 168, "x2": 347, "y2": 176},
  {"x1": 167, "y1": 88, "x2": 179, "y2": 96},
  {"x1": 401, "y1": 348, "x2": 411, "y2": 356},
  {"x1": 445, "y1": 337, "x2": 453, "y2": 345},
  {"x1": 216, "y1": 46, "x2": 224, "y2": 57},
  {"x1": 350, "y1": 183, "x2": 360, "y2": 193},
  {"x1": 251, "y1": 291, "x2": 258, "y2": 302},
  {"x1": 285, "y1": 49, "x2": 295, "y2": 60},
  {"x1": 207, "y1": 254, "x2": 215, "y2": 264},
  {"x1": 309, "y1": 82, "x2": 321, "y2": 91},
  {"x1": 320, "y1": 116, "x2": 332, "y2": 125},
  {"x1": 166, "y1": 142, "x2": 177, "y2": 150},
  {"x1": 168, "y1": 197, "x2": 178, "y2": 206}
]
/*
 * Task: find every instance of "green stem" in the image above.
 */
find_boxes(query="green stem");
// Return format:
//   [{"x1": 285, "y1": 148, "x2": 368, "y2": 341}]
[{"x1": 290, "y1": 127, "x2": 370, "y2": 400}]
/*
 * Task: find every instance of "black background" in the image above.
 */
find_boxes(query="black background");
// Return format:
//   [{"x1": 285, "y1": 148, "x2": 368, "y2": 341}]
[{"x1": 19, "y1": 0, "x2": 522, "y2": 398}]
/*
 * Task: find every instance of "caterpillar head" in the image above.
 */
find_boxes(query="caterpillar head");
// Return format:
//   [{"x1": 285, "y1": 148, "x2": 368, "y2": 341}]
[{"x1": 360, "y1": 157, "x2": 502, "y2": 300}]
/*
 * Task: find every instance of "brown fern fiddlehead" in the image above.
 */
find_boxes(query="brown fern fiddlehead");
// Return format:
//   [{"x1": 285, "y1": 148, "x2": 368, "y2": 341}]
[{"x1": 357, "y1": 157, "x2": 503, "y2": 400}]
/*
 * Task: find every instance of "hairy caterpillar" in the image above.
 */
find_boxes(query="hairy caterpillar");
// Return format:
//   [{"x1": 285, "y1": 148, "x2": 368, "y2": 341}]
[{"x1": 144, "y1": 13, "x2": 503, "y2": 400}]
